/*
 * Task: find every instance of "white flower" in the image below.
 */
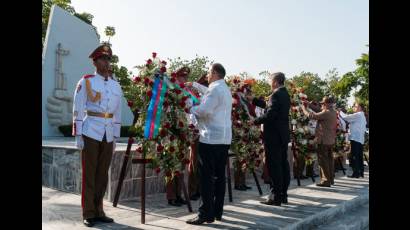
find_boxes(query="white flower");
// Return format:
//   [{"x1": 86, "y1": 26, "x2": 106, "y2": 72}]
[
  {"x1": 291, "y1": 119, "x2": 297, "y2": 125},
  {"x1": 299, "y1": 93, "x2": 307, "y2": 99},
  {"x1": 301, "y1": 139, "x2": 307, "y2": 145},
  {"x1": 297, "y1": 128, "x2": 304, "y2": 134},
  {"x1": 303, "y1": 126, "x2": 309, "y2": 132}
]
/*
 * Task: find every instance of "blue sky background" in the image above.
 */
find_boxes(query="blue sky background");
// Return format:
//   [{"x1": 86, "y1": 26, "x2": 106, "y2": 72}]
[{"x1": 71, "y1": 0, "x2": 368, "y2": 80}]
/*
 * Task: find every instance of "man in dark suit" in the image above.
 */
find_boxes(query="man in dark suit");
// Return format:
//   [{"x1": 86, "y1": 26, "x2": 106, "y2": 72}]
[{"x1": 247, "y1": 72, "x2": 291, "y2": 206}]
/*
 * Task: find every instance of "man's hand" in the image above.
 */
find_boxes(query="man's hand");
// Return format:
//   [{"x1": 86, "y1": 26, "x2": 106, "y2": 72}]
[{"x1": 75, "y1": 136, "x2": 84, "y2": 150}]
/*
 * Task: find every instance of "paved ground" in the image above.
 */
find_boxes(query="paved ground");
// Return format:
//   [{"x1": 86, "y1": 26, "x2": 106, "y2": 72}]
[{"x1": 42, "y1": 167, "x2": 368, "y2": 230}]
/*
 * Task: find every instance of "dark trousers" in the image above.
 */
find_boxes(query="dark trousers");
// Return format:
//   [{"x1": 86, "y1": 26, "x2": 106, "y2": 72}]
[
  {"x1": 350, "y1": 140, "x2": 364, "y2": 175},
  {"x1": 293, "y1": 153, "x2": 306, "y2": 178},
  {"x1": 264, "y1": 139, "x2": 290, "y2": 199},
  {"x1": 81, "y1": 134, "x2": 113, "y2": 219},
  {"x1": 188, "y1": 140, "x2": 200, "y2": 197},
  {"x1": 197, "y1": 142, "x2": 230, "y2": 220}
]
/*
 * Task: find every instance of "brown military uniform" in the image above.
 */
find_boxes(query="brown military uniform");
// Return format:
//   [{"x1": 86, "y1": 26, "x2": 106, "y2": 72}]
[{"x1": 308, "y1": 103, "x2": 337, "y2": 186}]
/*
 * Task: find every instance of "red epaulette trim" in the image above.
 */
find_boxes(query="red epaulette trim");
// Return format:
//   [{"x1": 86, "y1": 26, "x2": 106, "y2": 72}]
[{"x1": 83, "y1": 74, "x2": 95, "y2": 79}]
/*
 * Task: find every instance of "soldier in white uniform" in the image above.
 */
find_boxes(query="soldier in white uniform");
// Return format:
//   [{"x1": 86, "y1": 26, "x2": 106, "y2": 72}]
[{"x1": 72, "y1": 44, "x2": 123, "y2": 227}]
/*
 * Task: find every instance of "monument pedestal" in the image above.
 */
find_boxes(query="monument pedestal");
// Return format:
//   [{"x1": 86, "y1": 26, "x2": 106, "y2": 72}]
[{"x1": 42, "y1": 137, "x2": 166, "y2": 202}]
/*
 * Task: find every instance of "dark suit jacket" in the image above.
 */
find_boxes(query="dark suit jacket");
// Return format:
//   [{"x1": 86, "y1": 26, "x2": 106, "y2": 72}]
[{"x1": 252, "y1": 86, "x2": 291, "y2": 145}]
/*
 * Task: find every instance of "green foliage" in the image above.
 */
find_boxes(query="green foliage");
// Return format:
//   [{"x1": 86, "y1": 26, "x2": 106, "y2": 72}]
[
  {"x1": 167, "y1": 55, "x2": 213, "y2": 82},
  {"x1": 42, "y1": 0, "x2": 98, "y2": 46},
  {"x1": 289, "y1": 72, "x2": 327, "y2": 102}
]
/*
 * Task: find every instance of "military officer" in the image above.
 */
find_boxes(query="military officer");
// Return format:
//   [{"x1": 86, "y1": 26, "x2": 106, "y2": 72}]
[{"x1": 72, "y1": 44, "x2": 123, "y2": 227}]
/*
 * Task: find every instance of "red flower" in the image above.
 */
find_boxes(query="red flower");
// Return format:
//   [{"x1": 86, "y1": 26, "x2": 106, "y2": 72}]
[
  {"x1": 233, "y1": 79, "x2": 239, "y2": 84},
  {"x1": 183, "y1": 159, "x2": 190, "y2": 164},
  {"x1": 147, "y1": 90, "x2": 153, "y2": 98},
  {"x1": 233, "y1": 94, "x2": 240, "y2": 100},
  {"x1": 175, "y1": 89, "x2": 182, "y2": 95},
  {"x1": 127, "y1": 100, "x2": 133, "y2": 107},
  {"x1": 163, "y1": 100, "x2": 169, "y2": 107},
  {"x1": 174, "y1": 170, "x2": 181, "y2": 177},
  {"x1": 160, "y1": 129, "x2": 167, "y2": 137},
  {"x1": 155, "y1": 167, "x2": 161, "y2": 174},
  {"x1": 170, "y1": 135, "x2": 176, "y2": 141},
  {"x1": 179, "y1": 133, "x2": 186, "y2": 141},
  {"x1": 160, "y1": 66, "x2": 166, "y2": 73},
  {"x1": 182, "y1": 96, "x2": 189, "y2": 102},
  {"x1": 184, "y1": 108, "x2": 190, "y2": 113},
  {"x1": 157, "y1": 144, "x2": 164, "y2": 152},
  {"x1": 147, "y1": 59, "x2": 153, "y2": 65},
  {"x1": 152, "y1": 52, "x2": 157, "y2": 58},
  {"x1": 171, "y1": 72, "x2": 177, "y2": 78},
  {"x1": 179, "y1": 101, "x2": 186, "y2": 108},
  {"x1": 128, "y1": 137, "x2": 134, "y2": 145},
  {"x1": 189, "y1": 124, "x2": 195, "y2": 129},
  {"x1": 170, "y1": 77, "x2": 176, "y2": 83},
  {"x1": 133, "y1": 76, "x2": 141, "y2": 83},
  {"x1": 179, "y1": 83, "x2": 185, "y2": 88},
  {"x1": 178, "y1": 121, "x2": 184, "y2": 128},
  {"x1": 161, "y1": 60, "x2": 167, "y2": 65},
  {"x1": 149, "y1": 80, "x2": 154, "y2": 87},
  {"x1": 136, "y1": 147, "x2": 143, "y2": 153},
  {"x1": 164, "y1": 122, "x2": 171, "y2": 129},
  {"x1": 144, "y1": 78, "x2": 150, "y2": 85},
  {"x1": 169, "y1": 146, "x2": 175, "y2": 153}
]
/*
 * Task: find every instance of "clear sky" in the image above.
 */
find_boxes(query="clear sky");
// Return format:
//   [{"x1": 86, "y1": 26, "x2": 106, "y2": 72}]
[{"x1": 70, "y1": 0, "x2": 368, "y2": 80}]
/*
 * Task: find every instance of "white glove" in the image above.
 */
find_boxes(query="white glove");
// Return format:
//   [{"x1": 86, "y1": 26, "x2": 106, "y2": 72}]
[{"x1": 75, "y1": 136, "x2": 84, "y2": 150}]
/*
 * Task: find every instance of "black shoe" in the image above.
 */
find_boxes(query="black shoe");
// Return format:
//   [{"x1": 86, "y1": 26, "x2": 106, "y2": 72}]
[
  {"x1": 282, "y1": 197, "x2": 288, "y2": 204},
  {"x1": 95, "y1": 215, "x2": 114, "y2": 223},
  {"x1": 234, "y1": 185, "x2": 247, "y2": 191},
  {"x1": 347, "y1": 174, "x2": 360, "y2": 178},
  {"x1": 316, "y1": 183, "x2": 331, "y2": 187},
  {"x1": 331, "y1": 181, "x2": 335, "y2": 185},
  {"x1": 168, "y1": 199, "x2": 182, "y2": 206},
  {"x1": 244, "y1": 185, "x2": 252, "y2": 190},
  {"x1": 260, "y1": 198, "x2": 281, "y2": 206},
  {"x1": 190, "y1": 193, "x2": 200, "y2": 201},
  {"x1": 360, "y1": 172, "x2": 364, "y2": 178},
  {"x1": 83, "y1": 218, "x2": 96, "y2": 227},
  {"x1": 176, "y1": 197, "x2": 187, "y2": 205},
  {"x1": 186, "y1": 216, "x2": 214, "y2": 225},
  {"x1": 215, "y1": 216, "x2": 222, "y2": 221}
]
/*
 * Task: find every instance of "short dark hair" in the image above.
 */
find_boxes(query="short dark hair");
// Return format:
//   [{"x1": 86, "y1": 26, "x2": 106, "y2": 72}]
[
  {"x1": 212, "y1": 63, "x2": 226, "y2": 78},
  {"x1": 272, "y1": 72, "x2": 285, "y2": 85},
  {"x1": 356, "y1": 102, "x2": 366, "y2": 112}
]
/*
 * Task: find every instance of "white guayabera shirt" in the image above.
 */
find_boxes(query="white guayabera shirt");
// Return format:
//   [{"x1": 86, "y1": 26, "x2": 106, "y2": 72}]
[
  {"x1": 339, "y1": 111, "x2": 367, "y2": 144},
  {"x1": 190, "y1": 79, "x2": 232, "y2": 145}
]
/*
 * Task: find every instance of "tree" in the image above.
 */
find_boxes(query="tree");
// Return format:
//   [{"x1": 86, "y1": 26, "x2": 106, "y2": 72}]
[
  {"x1": 288, "y1": 72, "x2": 327, "y2": 102},
  {"x1": 328, "y1": 47, "x2": 369, "y2": 110},
  {"x1": 104, "y1": 26, "x2": 116, "y2": 43},
  {"x1": 167, "y1": 55, "x2": 213, "y2": 82},
  {"x1": 42, "y1": 0, "x2": 98, "y2": 46}
]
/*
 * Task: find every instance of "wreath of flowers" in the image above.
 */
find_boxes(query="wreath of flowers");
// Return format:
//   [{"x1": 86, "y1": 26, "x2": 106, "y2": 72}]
[
  {"x1": 288, "y1": 81, "x2": 317, "y2": 165},
  {"x1": 227, "y1": 76, "x2": 263, "y2": 172},
  {"x1": 125, "y1": 52, "x2": 200, "y2": 182}
]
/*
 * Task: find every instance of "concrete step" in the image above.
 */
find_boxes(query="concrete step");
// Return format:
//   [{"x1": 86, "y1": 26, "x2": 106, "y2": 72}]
[{"x1": 314, "y1": 202, "x2": 369, "y2": 230}]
